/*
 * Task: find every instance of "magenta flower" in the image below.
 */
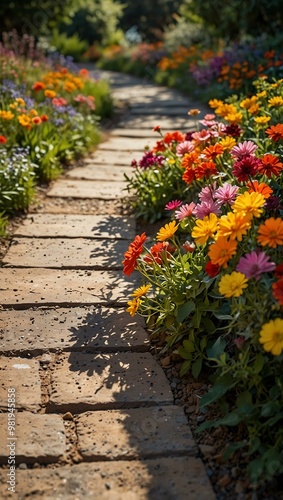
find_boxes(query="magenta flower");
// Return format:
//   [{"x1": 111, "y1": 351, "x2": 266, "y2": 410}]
[
  {"x1": 176, "y1": 141, "x2": 194, "y2": 156},
  {"x1": 193, "y1": 200, "x2": 222, "y2": 219},
  {"x1": 175, "y1": 202, "x2": 196, "y2": 221},
  {"x1": 199, "y1": 182, "x2": 217, "y2": 203},
  {"x1": 236, "y1": 250, "x2": 276, "y2": 280},
  {"x1": 165, "y1": 199, "x2": 182, "y2": 211},
  {"x1": 230, "y1": 141, "x2": 258, "y2": 159},
  {"x1": 214, "y1": 183, "x2": 239, "y2": 205},
  {"x1": 232, "y1": 156, "x2": 261, "y2": 182}
]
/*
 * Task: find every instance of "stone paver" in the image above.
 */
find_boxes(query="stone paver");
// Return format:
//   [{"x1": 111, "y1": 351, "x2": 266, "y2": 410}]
[
  {"x1": 0, "y1": 269, "x2": 138, "y2": 306},
  {"x1": 3, "y1": 237, "x2": 129, "y2": 269},
  {"x1": 76, "y1": 406, "x2": 196, "y2": 460},
  {"x1": 0, "y1": 458, "x2": 215, "y2": 499},
  {"x1": 0, "y1": 307, "x2": 149, "y2": 354},
  {"x1": 0, "y1": 358, "x2": 41, "y2": 412},
  {"x1": 110, "y1": 128, "x2": 162, "y2": 138},
  {"x1": 0, "y1": 413, "x2": 65, "y2": 464},
  {"x1": 97, "y1": 137, "x2": 155, "y2": 151},
  {"x1": 83, "y1": 150, "x2": 139, "y2": 165},
  {"x1": 47, "y1": 179, "x2": 128, "y2": 199},
  {"x1": 118, "y1": 115, "x2": 195, "y2": 129},
  {"x1": 48, "y1": 352, "x2": 173, "y2": 411},
  {"x1": 66, "y1": 164, "x2": 133, "y2": 181},
  {"x1": 14, "y1": 214, "x2": 135, "y2": 239}
]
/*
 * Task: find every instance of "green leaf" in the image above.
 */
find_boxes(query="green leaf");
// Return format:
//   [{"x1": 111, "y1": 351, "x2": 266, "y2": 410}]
[
  {"x1": 236, "y1": 391, "x2": 252, "y2": 407},
  {"x1": 180, "y1": 360, "x2": 192, "y2": 377},
  {"x1": 222, "y1": 441, "x2": 246, "y2": 460},
  {"x1": 254, "y1": 353, "x2": 264, "y2": 374},
  {"x1": 206, "y1": 337, "x2": 226, "y2": 359},
  {"x1": 183, "y1": 339, "x2": 195, "y2": 352},
  {"x1": 200, "y1": 375, "x2": 236, "y2": 407},
  {"x1": 216, "y1": 412, "x2": 241, "y2": 427},
  {"x1": 178, "y1": 347, "x2": 193, "y2": 360},
  {"x1": 260, "y1": 401, "x2": 278, "y2": 418},
  {"x1": 192, "y1": 358, "x2": 202, "y2": 379},
  {"x1": 176, "y1": 301, "x2": 195, "y2": 323}
]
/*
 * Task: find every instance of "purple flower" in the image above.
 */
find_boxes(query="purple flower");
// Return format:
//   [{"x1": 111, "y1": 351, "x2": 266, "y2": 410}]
[
  {"x1": 193, "y1": 200, "x2": 222, "y2": 219},
  {"x1": 230, "y1": 141, "x2": 258, "y2": 159},
  {"x1": 138, "y1": 151, "x2": 164, "y2": 169},
  {"x1": 236, "y1": 250, "x2": 276, "y2": 280},
  {"x1": 214, "y1": 183, "x2": 239, "y2": 205},
  {"x1": 165, "y1": 199, "x2": 182, "y2": 211}
]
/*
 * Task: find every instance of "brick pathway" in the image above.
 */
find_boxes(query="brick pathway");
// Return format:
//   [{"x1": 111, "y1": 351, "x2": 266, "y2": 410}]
[{"x1": 0, "y1": 70, "x2": 214, "y2": 499}]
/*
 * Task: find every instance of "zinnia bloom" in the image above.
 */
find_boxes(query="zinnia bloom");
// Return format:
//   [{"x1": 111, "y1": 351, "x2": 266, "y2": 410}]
[
  {"x1": 230, "y1": 141, "x2": 258, "y2": 159},
  {"x1": 208, "y1": 237, "x2": 237, "y2": 268},
  {"x1": 258, "y1": 154, "x2": 283, "y2": 178},
  {"x1": 0, "y1": 135, "x2": 7, "y2": 143},
  {"x1": 32, "y1": 116, "x2": 42, "y2": 125},
  {"x1": 191, "y1": 213, "x2": 218, "y2": 245},
  {"x1": 236, "y1": 250, "x2": 276, "y2": 280},
  {"x1": 131, "y1": 284, "x2": 151, "y2": 298},
  {"x1": 266, "y1": 123, "x2": 283, "y2": 142},
  {"x1": 202, "y1": 144, "x2": 224, "y2": 160},
  {"x1": 224, "y1": 124, "x2": 242, "y2": 137},
  {"x1": 219, "y1": 271, "x2": 248, "y2": 297},
  {"x1": 32, "y1": 81, "x2": 45, "y2": 91},
  {"x1": 143, "y1": 242, "x2": 174, "y2": 265},
  {"x1": 165, "y1": 200, "x2": 182, "y2": 211},
  {"x1": 193, "y1": 200, "x2": 222, "y2": 219},
  {"x1": 199, "y1": 182, "x2": 217, "y2": 203},
  {"x1": 259, "y1": 318, "x2": 283, "y2": 355},
  {"x1": 217, "y1": 212, "x2": 251, "y2": 241},
  {"x1": 195, "y1": 161, "x2": 218, "y2": 180},
  {"x1": 232, "y1": 191, "x2": 265, "y2": 218},
  {"x1": 214, "y1": 183, "x2": 239, "y2": 205},
  {"x1": 44, "y1": 89, "x2": 56, "y2": 99},
  {"x1": 205, "y1": 261, "x2": 220, "y2": 277},
  {"x1": 175, "y1": 202, "x2": 196, "y2": 221},
  {"x1": 275, "y1": 264, "x2": 283, "y2": 279},
  {"x1": 176, "y1": 141, "x2": 194, "y2": 156},
  {"x1": 257, "y1": 217, "x2": 283, "y2": 248},
  {"x1": 272, "y1": 279, "x2": 283, "y2": 306},
  {"x1": 156, "y1": 221, "x2": 179, "y2": 241},
  {"x1": 246, "y1": 180, "x2": 273, "y2": 199},
  {"x1": 123, "y1": 233, "x2": 147, "y2": 276},
  {"x1": 232, "y1": 156, "x2": 261, "y2": 182},
  {"x1": 126, "y1": 298, "x2": 140, "y2": 317}
]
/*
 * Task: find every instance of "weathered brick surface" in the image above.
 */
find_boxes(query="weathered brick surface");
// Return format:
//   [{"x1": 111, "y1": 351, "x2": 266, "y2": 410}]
[
  {"x1": 0, "y1": 269, "x2": 139, "y2": 307},
  {"x1": 76, "y1": 406, "x2": 196, "y2": 460},
  {"x1": 3, "y1": 238, "x2": 129, "y2": 269},
  {"x1": 0, "y1": 307, "x2": 149, "y2": 354},
  {"x1": 0, "y1": 458, "x2": 216, "y2": 499},
  {"x1": 0, "y1": 413, "x2": 65, "y2": 464},
  {"x1": 66, "y1": 165, "x2": 133, "y2": 181},
  {"x1": 47, "y1": 179, "x2": 128, "y2": 199},
  {"x1": 14, "y1": 214, "x2": 135, "y2": 239},
  {"x1": 0, "y1": 358, "x2": 41, "y2": 412},
  {"x1": 48, "y1": 352, "x2": 173, "y2": 411}
]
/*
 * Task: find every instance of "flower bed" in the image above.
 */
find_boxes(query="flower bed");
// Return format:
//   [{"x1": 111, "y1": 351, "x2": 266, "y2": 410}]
[
  {"x1": 123, "y1": 76, "x2": 283, "y2": 485},
  {"x1": 0, "y1": 32, "x2": 113, "y2": 235}
]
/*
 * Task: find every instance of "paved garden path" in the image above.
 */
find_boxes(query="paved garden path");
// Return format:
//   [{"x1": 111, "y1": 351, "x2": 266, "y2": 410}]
[{"x1": 0, "y1": 70, "x2": 214, "y2": 499}]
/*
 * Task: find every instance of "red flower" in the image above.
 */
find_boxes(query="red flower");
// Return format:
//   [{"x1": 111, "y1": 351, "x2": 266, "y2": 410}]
[
  {"x1": 266, "y1": 123, "x2": 283, "y2": 142},
  {"x1": 163, "y1": 131, "x2": 185, "y2": 144},
  {"x1": 232, "y1": 156, "x2": 261, "y2": 182},
  {"x1": 258, "y1": 154, "x2": 283, "y2": 178},
  {"x1": 40, "y1": 114, "x2": 49, "y2": 122},
  {"x1": 143, "y1": 241, "x2": 174, "y2": 265},
  {"x1": 32, "y1": 81, "x2": 45, "y2": 91},
  {"x1": 205, "y1": 261, "x2": 220, "y2": 277},
  {"x1": 182, "y1": 168, "x2": 196, "y2": 185},
  {"x1": 153, "y1": 125, "x2": 161, "y2": 132},
  {"x1": 32, "y1": 116, "x2": 42, "y2": 125},
  {"x1": 0, "y1": 135, "x2": 7, "y2": 144},
  {"x1": 275, "y1": 264, "x2": 283, "y2": 279},
  {"x1": 152, "y1": 140, "x2": 166, "y2": 152},
  {"x1": 195, "y1": 161, "x2": 218, "y2": 180},
  {"x1": 272, "y1": 278, "x2": 283, "y2": 306},
  {"x1": 123, "y1": 233, "x2": 147, "y2": 276}
]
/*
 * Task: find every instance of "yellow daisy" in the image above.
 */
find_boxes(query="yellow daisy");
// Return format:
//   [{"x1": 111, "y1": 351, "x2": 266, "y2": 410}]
[
  {"x1": 126, "y1": 298, "x2": 140, "y2": 317},
  {"x1": 219, "y1": 272, "x2": 248, "y2": 298},
  {"x1": 156, "y1": 221, "x2": 179, "y2": 242},
  {"x1": 259, "y1": 318, "x2": 283, "y2": 356},
  {"x1": 131, "y1": 284, "x2": 151, "y2": 298}
]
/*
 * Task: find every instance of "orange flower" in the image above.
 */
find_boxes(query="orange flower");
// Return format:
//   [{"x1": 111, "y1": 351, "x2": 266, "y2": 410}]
[
  {"x1": 79, "y1": 68, "x2": 89, "y2": 77},
  {"x1": 40, "y1": 114, "x2": 49, "y2": 122},
  {"x1": 195, "y1": 161, "x2": 218, "y2": 180},
  {"x1": 182, "y1": 168, "x2": 196, "y2": 185},
  {"x1": 246, "y1": 180, "x2": 273, "y2": 199},
  {"x1": 123, "y1": 233, "x2": 147, "y2": 276},
  {"x1": 0, "y1": 135, "x2": 7, "y2": 144},
  {"x1": 181, "y1": 152, "x2": 199, "y2": 169},
  {"x1": 258, "y1": 154, "x2": 283, "y2": 178},
  {"x1": 32, "y1": 81, "x2": 45, "y2": 91},
  {"x1": 217, "y1": 212, "x2": 251, "y2": 241},
  {"x1": 44, "y1": 89, "x2": 56, "y2": 98},
  {"x1": 272, "y1": 279, "x2": 283, "y2": 306},
  {"x1": 208, "y1": 237, "x2": 238, "y2": 268},
  {"x1": 202, "y1": 144, "x2": 224, "y2": 160},
  {"x1": 32, "y1": 116, "x2": 42, "y2": 125},
  {"x1": 266, "y1": 123, "x2": 283, "y2": 141},
  {"x1": 257, "y1": 217, "x2": 283, "y2": 248},
  {"x1": 163, "y1": 131, "x2": 185, "y2": 144}
]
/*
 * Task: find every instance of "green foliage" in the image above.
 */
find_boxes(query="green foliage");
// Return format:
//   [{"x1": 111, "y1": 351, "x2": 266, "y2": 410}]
[
  {"x1": 0, "y1": 149, "x2": 36, "y2": 212},
  {"x1": 50, "y1": 30, "x2": 88, "y2": 61}
]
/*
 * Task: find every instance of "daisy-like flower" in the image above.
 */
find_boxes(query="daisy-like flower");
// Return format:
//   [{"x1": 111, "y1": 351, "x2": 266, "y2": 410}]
[
  {"x1": 217, "y1": 211, "x2": 251, "y2": 241},
  {"x1": 199, "y1": 182, "x2": 217, "y2": 203},
  {"x1": 232, "y1": 156, "x2": 261, "y2": 182},
  {"x1": 246, "y1": 180, "x2": 273, "y2": 199},
  {"x1": 224, "y1": 124, "x2": 242, "y2": 137},
  {"x1": 175, "y1": 202, "x2": 196, "y2": 221},
  {"x1": 131, "y1": 284, "x2": 151, "y2": 298},
  {"x1": 257, "y1": 217, "x2": 283, "y2": 248},
  {"x1": 191, "y1": 213, "x2": 218, "y2": 245},
  {"x1": 208, "y1": 237, "x2": 238, "y2": 268},
  {"x1": 230, "y1": 141, "x2": 258, "y2": 159},
  {"x1": 265, "y1": 196, "x2": 283, "y2": 212},
  {"x1": 254, "y1": 116, "x2": 271, "y2": 126},
  {"x1": 266, "y1": 123, "x2": 283, "y2": 141},
  {"x1": 224, "y1": 112, "x2": 243, "y2": 124},
  {"x1": 268, "y1": 96, "x2": 283, "y2": 107},
  {"x1": 143, "y1": 242, "x2": 175, "y2": 265},
  {"x1": 0, "y1": 135, "x2": 7, "y2": 144},
  {"x1": 236, "y1": 250, "x2": 276, "y2": 280},
  {"x1": 258, "y1": 154, "x2": 283, "y2": 178},
  {"x1": 202, "y1": 144, "x2": 224, "y2": 160},
  {"x1": 218, "y1": 136, "x2": 236, "y2": 151},
  {"x1": 195, "y1": 161, "x2": 218, "y2": 180},
  {"x1": 126, "y1": 298, "x2": 140, "y2": 317},
  {"x1": 259, "y1": 318, "x2": 283, "y2": 355},
  {"x1": 214, "y1": 183, "x2": 239, "y2": 205},
  {"x1": 272, "y1": 279, "x2": 283, "y2": 306},
  {"x1": 182, "y1": 168, "x2": 196, "y2": 185},
  {"x1": 218, "y1": 271, "x2": 248, "y2": 297},
  {"x1": 205, "y1": 261, "x2": 220, "y2": 277},
  {"x1": 232, "y1": 191, "x2": 265, "y2": 218},
  {"x1": 176, "y1": 141, "x2": 194, "y2": 156},
  {"x1": 193, "y1": 200, "x2": 222, "y2": 219},
  {"x1": 156, "y1": 221, "x2": 179, "y2": 241},
  {"x1": 123, "y1": 233, "x2": 147, "y2": 276},
  {"x1": 191, "y1": 129, "x2": 211, "y2": 144},
  {"x1": 188, "y1": 108, "x2": 200, "y2": 116},
  {"x1": 165, "y1": 200, "x2": 182, "y2": 211},
  {"x1": 181, "y1": 151, "x2": 199, "y2": 169}
]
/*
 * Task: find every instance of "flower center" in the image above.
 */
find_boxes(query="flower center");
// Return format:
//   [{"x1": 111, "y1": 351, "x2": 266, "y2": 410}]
[{"x1": 273, "y1": 331, "x2": 283, "y2": 342}]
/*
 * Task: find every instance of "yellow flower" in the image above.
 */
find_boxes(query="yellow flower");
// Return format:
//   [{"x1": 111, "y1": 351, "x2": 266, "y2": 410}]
[
  {"x1": 18, "y1": 114, "x2": 31, "y2": 127},
  {"x1": 232, "y1": 191, "x2": 265, "y2": 219},
  {"x1": 168, "y1": 158, "x2": 175, "y2": 165},
  {"x1": 209, "y1": 99, "x2": 223, "y2": 109},
  {"x1": 191, "y1": 213, "x2": 218, "y2": 245},
  {"x1": 131, "y1": 284, "x2": 151, "y2": 298},
  {"x1": 240, "y1": 96, "x2": 258, "y2": 109},
  {"x1": 268, "y1": 96, "x2": 283, "y2": 107},
  {"x1": 256, "y1": 90, "x2": 267, "y2": 98},
  {"x1": 259, "y1": 318, "x2": 283, "y2": 356},
  {"x1": 126, "y1": 298, "x2": 140, "y2": 317},
  {"x1": 218, "y1": 136, "x2": 236, "y2": 151},
  {"x1": 248, "y1": 104, "x2": 260, "y2": 115},
  {"x1": 44, "y1": 89, "x2": 56, "y2": 98},
  {"x1": 0, "y1": 110, "x2": 14, "y2": 120},
  {"x1": 224, "y1": 112, "x2": 243, "y2": 124},
  {"x1": 188, "y1": 108, "x2": 200, "y2": 116},
  {"x1": 217, "y1": 212, "x2": 251, "y2": 241},
  {"x1": 64, "y1": 81, "x2": 76, "y2": 92},
  {"x1": 216, "y1": 103, "x2": 237, "y2": 117},
  {"x1": 15, "y1": 97, "x2": 25, "y2": 106},
  {"x1": 156, "y1": 221, "x2": 179, "y2": 241},
  {"x1": 219, "y1": 271, "x2": 248, "y2": 298},
  {"x1": 29, "y1": 109, "x2": 38, "y2": 117},
  {"x1": 254, "y1": 116, "x2": 271, "y2": 125}
]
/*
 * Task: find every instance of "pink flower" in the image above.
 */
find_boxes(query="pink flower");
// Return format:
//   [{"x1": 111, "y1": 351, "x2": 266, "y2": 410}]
[
  {"x1": 193, "y1": 200, "x2": 222, "y2": 219},
  {"x1": 230, "y1": 141, "x2": 258, "y2": 159},
  {"x1": 236, "y1": 250, "x2": 276, "y2": 280},
  {"x1": 191, "y1": 129, "x2": 211, "y2": 144},
  {"x1": 232, "y1": 156, "x2": 261, "y2": 182},
  {"x1": 52, "y1": 97, "x2": 67, "y2": 107},
  {"x1": 199, "y1": 182, "x2": 217, "y2": 203},
  {"x1": 165, "y1": 199, "x2": 182, "y2": 211},
  {"x1": 214, "y1": 183, "x2": 239, "y2": 205},
  {"x1": 175, "y1": 202, "x2": 196, "y2": 221},
  {"x1": 176, "y1": 141, "x2": 194, "y2": 156}
]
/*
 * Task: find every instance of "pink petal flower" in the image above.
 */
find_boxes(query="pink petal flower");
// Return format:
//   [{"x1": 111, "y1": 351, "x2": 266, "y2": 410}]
[
  {"x1": 236, "y1": 250, "x2": 276, "y2": 280},
  {"x1": 193, "y1": 200, "x2": 222, "y2": 219},
  {"x1": 230, "y1": 141, "x2": 258, "y2": 159},
  {"x1": 214, "y1": 183, "x2": 239, "y2": 205},
  {"x1": 165, "y1": 199, "x2": 182, "y2": 211},
  {"x1": 175, "y1": 202, "x2": 196, "y2": 221},
  {"x1": 176, "y1": 141, "x2": 194, "y2": 156}
]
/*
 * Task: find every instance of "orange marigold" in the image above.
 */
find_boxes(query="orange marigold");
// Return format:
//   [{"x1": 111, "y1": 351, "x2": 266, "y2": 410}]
[
  {"x1": 266, "y1": 123, "x2": 283, "y2": 142},
  {"x1": 208, "y1": 237, "x2": 238, "y2": 268},
  {"x1": 202, "y1": 144, "x2": 224, "y2": 160},
  {"x1": 257, "y1": 217, "x2": 283, "y2": 248},
  {"x1": 246, "y1": 180, "x2": 273, "y2": 199}
]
